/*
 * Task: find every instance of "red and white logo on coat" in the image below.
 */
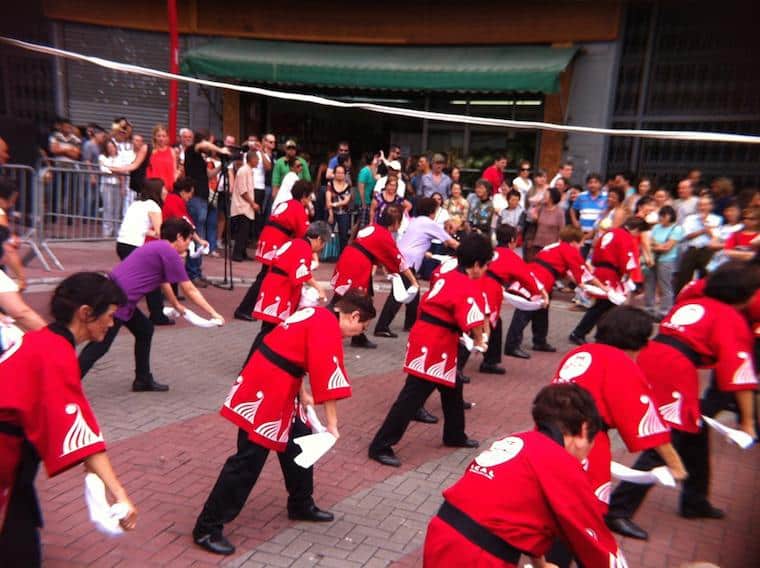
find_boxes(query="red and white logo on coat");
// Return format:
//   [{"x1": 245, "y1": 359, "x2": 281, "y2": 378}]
[{"x1": 556, "y1": 352, "x2": 593, "y2": 383}]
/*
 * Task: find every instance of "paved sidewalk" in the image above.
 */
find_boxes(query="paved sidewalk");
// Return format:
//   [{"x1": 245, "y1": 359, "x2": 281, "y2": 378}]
[{"x1": 11, "y1": 243, "x2": 760, "y2": 567}]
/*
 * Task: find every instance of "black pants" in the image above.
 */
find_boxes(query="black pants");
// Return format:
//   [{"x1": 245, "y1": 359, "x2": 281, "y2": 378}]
[
  {"x1": 79, "y1": 309, "x2": 154, "y2": 381},
  {"x1": 116, "y1": 242, "x2": 164, "y2": 321},
  {"x1": 231, "y1": 215, "x2": 251, "y2": 260},
  {"x1": 253, "y1": 189, "x2": 267, "y2": 240},
  {"x1": 483, "y1": 317, "x2": 502, "y2": 366},
  {"x1": 504, "y1": 307, "x2": 549, "y2": 352},
  {"x1": 374, "y1": 269, "x2": 419, "y2": 333},
  {"x1": 243, "y1": 321, "x2": 277, "y2": 368},
  {"x1": 571, "y1": 298, "x2": 614, "y2": 339},
  {"x1": 674, "y1": 246, "x2": 714, "y2": 296},
  {"x1": 194, "y1": 422, "x2": 314, "y2": 539},
  {"x1": 369, "y1": 374, "x2": 467, "y2": 454},
  {"x1": 607, "y1": 428, "x2": 710, "y2": 519},
  {"x1": 235, "y1": 264, "x2": 270, "y2": 315}
]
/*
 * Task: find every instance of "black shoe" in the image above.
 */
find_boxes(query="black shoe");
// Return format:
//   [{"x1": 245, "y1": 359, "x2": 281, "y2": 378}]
[
  {"x1": 444, "y1": 438, "x2": 479, "y2": 449},
  {"x1": 151, "y1": 316, "x2": 176, "y2": 326},
  {"x1": 463, "y1": 401, "x2": 474, "y2": 410},
  {"x1": 478, "y1": 363, "x2": 506, "y2": 375},
  {"x1": 458, "y1": 372, "x2": 471, "y2": 384},
  {"x1": 234, "y1": 310, "x2": 255, "y2": 322},
  {"x1": 568, "y1": 333, "x2": 586, "y2": 346},
  {"x1": 532, "y1": 343, "x2": 557, "y2": 352},
  {"x1": 605, "y1": 517, "x2": 649, "y2": 540},
  {"x1": 413, "y1": 407, "x2": 439, "y2": 424},
  {"x1": 680, "y1": 503, "x2": 725, "y2": 519},
  {"x1": 374, "y1": 330, "x2": 398, "y2": 338},
  {"x1": 505, "y1": 347, "x2": 530, "y2": 359},
  {"x1": 193, "y1": 533, "x2": 236, "y2": 555},
  {"x1": 288, "y1": 504, "x2": 334, "y2": 522},
  {"x1": 351, "y1": 337, "x2": 378, "y2": 349},
  {"x1": 369, "y1": 449, "x2": 401, "y2": 467},
  {"x1": 132, "y1": 378, "x2": 170, "y2": 392}
]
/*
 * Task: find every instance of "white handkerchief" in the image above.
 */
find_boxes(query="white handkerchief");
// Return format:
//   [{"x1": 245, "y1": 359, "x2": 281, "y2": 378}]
[
  {"x1": 607, "y1": 289, "x2": 627, "y2": 305},
  {"x1": 503, "y1": 291, "x2": 544, "y2": 311},
  {"x1": 702, "y1": 415, "x2": 755, "y2": 449},
  {"x1": 84, "y1": 473, "x2": 127, "y2": 535},
  {"x1": 163, "y1": 307, "x2": 180, "y2": 319},
  {"x1": 183, "y1": 309, "x2": 223, "y2": 328},
  {"x1": 611, "y1": 462, "x2": 676, "y2": 487},
  {"x1": 0, "y1": 321, "x2": 24, "y2": 355},
  {"x1": 299, "y1": 285, "x2": 321, "y2": 308},
  {"x1": 188, "y1": 242, "x2": 210, "y2": 259},
  {"x1": 310, "y1": 259, "x2": 320, "y2": 271},
  {"x1": 388, "y1": 273, "x2": 418, "y2": 304},
  {"x1": 305, "y1": 405, "x2": 326, "y2": 433},
  {"x1": 293, "y1": 433, "x2": 336, "y2": 468}
]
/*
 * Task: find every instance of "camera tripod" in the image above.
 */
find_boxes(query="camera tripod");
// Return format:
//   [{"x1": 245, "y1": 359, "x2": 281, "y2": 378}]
[{"x1": 211, "y1": 158, "x2": 234, "y2": 290}]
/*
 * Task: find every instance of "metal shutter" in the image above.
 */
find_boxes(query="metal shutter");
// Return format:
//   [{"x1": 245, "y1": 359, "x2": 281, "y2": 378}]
[{"x1": 61, "y1": 23, "x2": 189, "y2": 137}]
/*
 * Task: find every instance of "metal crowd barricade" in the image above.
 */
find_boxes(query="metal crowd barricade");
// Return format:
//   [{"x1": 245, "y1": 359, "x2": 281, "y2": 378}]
[{"x1": 0, "y1": 163, "x2": 55, "y2": 270}]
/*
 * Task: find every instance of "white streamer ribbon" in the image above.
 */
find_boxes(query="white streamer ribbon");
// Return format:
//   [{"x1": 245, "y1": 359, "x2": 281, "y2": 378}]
[{"x1": 2, "y1": 36, "x2": 759, "y2": 145}]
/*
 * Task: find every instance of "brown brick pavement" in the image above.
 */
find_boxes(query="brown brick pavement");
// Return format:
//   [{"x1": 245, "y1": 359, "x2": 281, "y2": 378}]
[{"x1": 12, "y1": 243, "x2": 760, "y2": 567}]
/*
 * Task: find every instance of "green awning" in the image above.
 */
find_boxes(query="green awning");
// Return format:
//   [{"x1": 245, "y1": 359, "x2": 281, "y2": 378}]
[{"x1": 181, "y1": 39, "x2": 577, "y2": 94}]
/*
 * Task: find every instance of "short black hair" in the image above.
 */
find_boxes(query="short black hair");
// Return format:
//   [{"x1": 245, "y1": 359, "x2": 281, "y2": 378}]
[
  {"x1": 291, "y1": 180, "x2": 314, "y2": 201},
  {"x1": 378, "y1": 203, "x2": 403, "y2": 228},
  {"x1": 456, "y1": 233, "x2": 493, "y2": 269},
  {"x1": 607, "y1": 185, "x2": 625, "y2": 204},
  {"x1": 548, "y1": 187, "x2": 562, "y2": 205},
  {"x1": 141, "y1": 178, "x2": 164, "y2": 206},
  {"x1": 161, "y1": 217, "x2": 194, "y2": 242},
  {"x1": 335, "y1": 289, "x2": 377, "y2": 322},
  {"x1": 595, "y1": 306, "x2": 653, "y2": 350},
  {"x1": 416, "y1": 197, "x2": 438, "y2": 217},
  {"x1": 495, "y1": 224, "x2": 517, "y2": 247},
  {"x1": 623, "y1": 216, "x2": 649, "y2": 233},
  {"x1": 658, "y1": 205, "x2": 676, "y2": 223},
  {"x1": 0, "y1": 178, "x2": 18, "y2": 200},
  {"x1": 705, "y1": 261, "x2": 760, "y2": 305},
  {"x1": 173, "y1": 176, "x2": 195, "y2": 194},
  {"x1": 507, "y1": 189, "x2": 521, "y2": 201},
  {"x1": 532, "y1": 384, "x2": 601, "y2": 440},
  {"x1": 51, "y1": 272, "x2": 126, "y2": 325},
  {"x1": 634, "y1": 195, "x2": 654, "y2": 213},
  {"x1": 586, "y1": 173, "x2": 602, "y2": 184}
]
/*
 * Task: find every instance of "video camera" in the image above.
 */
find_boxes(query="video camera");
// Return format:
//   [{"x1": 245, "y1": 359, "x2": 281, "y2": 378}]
[{"x1": 215, "y1": 141, "x2": 250, "y2": 164}]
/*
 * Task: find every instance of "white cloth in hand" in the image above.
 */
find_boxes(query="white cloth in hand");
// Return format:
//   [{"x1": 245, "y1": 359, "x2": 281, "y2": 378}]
[{"x1": 84, "y1": 473, "x2": 128, "y2": 536}]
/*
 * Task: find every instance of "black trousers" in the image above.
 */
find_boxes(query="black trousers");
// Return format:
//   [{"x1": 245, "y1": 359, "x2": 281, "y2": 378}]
[
  {"x1": 116, "y1": 242, "x2": 165, "y2": 320},
  {"x1": 79, "y1": 309, "x2": 154, "y2": 381},
  {"x1": 374, "y1": 269, "x2": 419, "y2": 333},
  {"x1": 504, "y1": 307, "x2": 549, "y2": 352},
  {"x1": 253, "y1": 189, "x2": 267, "y2": 239},
  {"x1": 483, "y1": 317, "x2": 502, "y2": 366},
  {"x1": 369, "y1": 374, "x2": 467, "y2": 454},
  {"x1": 235, "y1": 264, "x2": 270, "y2": 315},
  {"x1": 571, "y1": 298, "x2": 614, "y2": 339},
  {"x1": 607, "y1": 428, "x2": 710, "y2": 519},
  {"x1": 674, "y1": 246, "x2": 714, "y2": 296},
  {"x1": 194, "y1": 422, "x2": 314, "y2": 539},
  {"x1": 231, "y1": 215, "x2": 251, "y2": 260}
]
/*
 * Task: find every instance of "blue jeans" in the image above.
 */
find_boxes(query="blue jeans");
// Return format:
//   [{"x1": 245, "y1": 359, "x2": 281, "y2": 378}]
[
  {"x1": 206, "y1": 204, "x2": 218, "y2": 253},
  {"x1": 187, "y1": 196, "x2": 207, "y2": 280}
]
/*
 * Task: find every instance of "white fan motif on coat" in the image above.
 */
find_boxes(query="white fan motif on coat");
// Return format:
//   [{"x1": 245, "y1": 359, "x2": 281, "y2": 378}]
[
  {"x1": 233, "y1": 391, "x2": 264, "y2": 424},
  {"x1": 625, "y1": 251, "x2": 637, "y2": 270},
  {"x1": 278, "y1": 410, "x2": 295, "y2": 443},
  {"x1": 466, "y1": 298, "x2": 485, "y2": 326},
  {"x1": 327, "y1": 356, "x2": 350, "y2": 390},
  {"x1": 276, "y1": 241, "x2": 292, "y2": 257},
  {"x1": 296, "y1": 260, "x2": 309, "y2": 280},
  {"x1": 637, "y1": 395, "x2": 669, "y2": 437},
  {"x1": 273, "y1": 202, "x2": 288, "y2": 216},
  {"x1": 407, "y1": 347, "x2": 428, "y2": 373},
  {"x1": 426, "y1": 353, "x2": 448, "y2": 379},
  {"x1": 263, "y1": 296, "x2": 281, "y2": 317},
  {"x1": 61, "y1": 404, "x2": 104, "y2": 457},
  {"x1": 224, "y1": 376, "x2": 244, "y2": 408},
  {"x1": 357, "y1": 225, "x2": 375, "y2": 238},
  {"x1": 278, "y1": 301, "x2": 292, "y2": 321},
  {"x1": 427, "y1": 279, "x2": 445, "y2": 300},
  {"x1": 263, "y1": 247, "x2": 277, "y2": 261},
  {"x1": 658, "y1": 391, "x2": 682, "y2": 425},
  {"x1": 254, "y1": 293, "x2": 264, "y2": 314},
  {"x1": 255, "y1": 420, "x2": 282, "y2": 442},
  {"x1": 601, "y1": 232, "x2": 614, "y2": 249},
  {"x1": 443, "y1": 365, "x2": 457, "y2": 385},
  {"x1": 334, "y1": 279, "x2": 352, "y2": 296},
  {"x1": 284, "y1": 308, "x2": 315, "y2": 325},
  {"x1": 594, "y1": 481, "x2": 612, "y2": 504},
  {"x1": 439, "y1": 258, "x2": 458, "y2": 274},
  {"x1": 732, "y1": 352, "x2": 758, "y2": 385}
]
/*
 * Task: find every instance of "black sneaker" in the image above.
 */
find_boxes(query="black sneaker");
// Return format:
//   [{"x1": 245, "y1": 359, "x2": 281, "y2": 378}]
[{"x1": 132, "y1": 377, "x2": 169, "y2": 392}]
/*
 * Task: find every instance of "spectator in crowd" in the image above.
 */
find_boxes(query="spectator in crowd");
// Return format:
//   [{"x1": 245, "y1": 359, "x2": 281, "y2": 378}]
[
  {"x1": 207, "y1": 134, "x2": 237, "y2": 256},
  {"x1": 116, "y1": 178, "x2": 168, "y2": 325},
  {"x1": 723, "y1": 206, "x2": 760, "y2": 261},
  {"x1": 178, "y1": 127, "x2": 194, "y2": 169},
  {"x1": 625, "y1": 176, "x2": 652, "y2": 213},
  {"x1": 710, "y1": 176, "x2": 735, "y2": 219},
  {"x1": 512, "y1": 159, "x2": 533, "y2": 206},
  {"x1": 467, "y1": 179, "x2": 494, "y2": 236},
  {"x1": 99, "y1": 140, "x2": 125, "y2": 238},
  {"x1": 272, "y1": 157, "x2": 304, "y2": 210},
  {"x1": 491, "y1": 175, "x2": 513, "y2": 218},
  {"x1": 705, "y1": 200, "x2": 744, "y2": 271},
  {"x1": 674, "y1": 178, "x2": 699, "y2": 223},
  {"x1": 674, "y1": 195, "x2": 722, "y2": 294},
  {"x1": 553, "y1": 176, "x2": 569, "y2": 195},
  {"x1": 570, "y1": 173, "x2": 607, "y2": 258},
  {"x1": 481, "y1": 154, "x2": 507, "y2": 196},
  {"x1": 614, "y1": 171, "x2": 635, "y2": 198},
  {"x1": 377, "y1": 143, "x2": 402, "y2": 177},
  {"x1": 230, "y1": 151, "x2": 260, "y2": 262},
  {"x1": 528, "y1": 187, "x2": 565, "y2": 261},
  {"x1": 375, "y1": 161, "x2": 407, "y2": 198},
  {"x1": 410, "y1": 155, "x2": 429, "y2": 196},
  {"x1": 645, "y1": 205, "x2": 683, "y2": 319},
  {"x1": 562, "y1": 184, "x2": 582, "y2": 224},
  {"x1": 326, "y1": 164, "x2": 353, "y2": 253},
  {"x1": 431, "y1": 193, "x2": 449, "y2": 228},
  {"x1": 687, "y1": 167, "x2": 705, "y2": 193},
  {"x1": 599, "y1": 186, "x2": 628, "y2": 230},
  {"x1": 527, "y1": 169, "x2": 549, "y2": 209},
  {"x1": 48, "y1": 117, "x2": 81, "y2": 163},
  {"x1": 0, "y1": 179, "x2": 33, "y2": 296},
  {"x1": 272, "y1": 139, "x2": 311, "y2": 202},
  {"x1": 145, "y1": 124, "x2": 179, "y2": 197},
  {"x1": 653, "y1": 186, "x2": 673, "y2": 213},
  {"x1": 326, "y1": 140, "x2": 352, "y2": 183},
  {"x1": 449, "y1": 166, "x2": 462, "y2": 187},
  {"x1": 370, "y1": 177, "x2": 411, "y2": 224},
  {"x1": 419, "y1": 154, "x2": 452, "y2": 199},
  {"x1": 737, "y1": 187, "x2": 760, "y2": 210},
  {"x1": 443, "y1": 182, "x2": 468, "y2": 225},
  {"x1": 498, "y1": 189, "x2": 525, "y2": 232},
  {"x1": 81, "y1": 126, "x2": 106, "y2": 219},
  {"x1": 549, "y1": 160, "x2": 573, "y2": 187},
  {"x1": 251, "y1": 133, "x2": 275, "y2": 236},
  {"x1": 356, "y1": 152, "x2": 379, "y2": 227}
]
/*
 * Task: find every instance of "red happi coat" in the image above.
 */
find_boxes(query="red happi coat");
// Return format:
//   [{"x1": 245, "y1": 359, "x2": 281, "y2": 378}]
[
  {"x1": 552, "y1": 344, "x2": 671, "y2": 508},
  {"x1": 639, "y1": 297, "x2": 758, "y2": 433},
  {"x1": 679, "y1": 277, "x2": 760, "y2": 338},
  {"x1": 254, "y1": 238, "x2": 313, "y2": 324},
  {"x1": 589, "y1": 228, "x2": 638, "y2": 296},
  {"x1": 0, "y1": 326, "x2": 107, "y2": 526},
  {"x1": 331, "y1": 224, "x2": 406, "y2": 295},
  {"x1": 254, "y1": 199, "x2": 309, "y2": 265},
  {"x1": 423, "y1": 431, "x2": 627, "y2": 568},
  {"x1": 220, "y1": 307, "x2": 351, "y2": 452},
  {"x1": 482, "y1": 247, "x2": 542, "y2": 325},
  {"x1": 404, "y1": 267, "x2": 486, "y2": 387},
  {"x1": 529, "y1": 241, "x2": 591, "y2": 291}
]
